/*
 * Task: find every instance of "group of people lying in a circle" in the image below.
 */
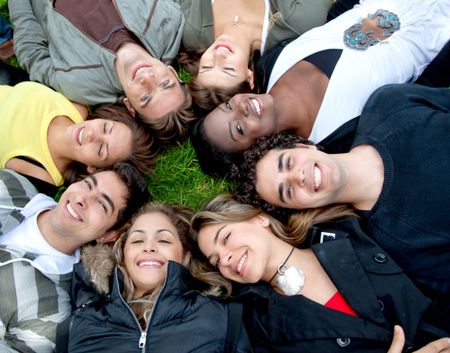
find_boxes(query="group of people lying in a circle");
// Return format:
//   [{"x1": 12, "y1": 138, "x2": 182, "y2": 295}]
[{"x1": 1, "y1": 0, "x2": 450, "y2": 352}]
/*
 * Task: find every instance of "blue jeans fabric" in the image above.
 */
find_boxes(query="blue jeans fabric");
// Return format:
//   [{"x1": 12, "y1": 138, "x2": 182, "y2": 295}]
[{"x1": 0, "y1": 14, "x2": 13, "y2": 45}]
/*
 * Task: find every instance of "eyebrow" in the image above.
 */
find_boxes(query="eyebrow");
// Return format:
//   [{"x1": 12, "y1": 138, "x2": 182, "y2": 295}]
[
  {"x1": 198, "y1": 68, "x2": 237, "y2": 78},
  {"x1": 88, "y1": 175, "x2": 116, "y2": 213},
  {"x1": 207, "y1": 224, "x2": 227, "y2": 261},
  {"x1": 277, "y1": 153, "x2": 285, "y2": 203},
  {"x1": 130, "y1": 229, "x2": 176, "y2": 237},
  {"x1": 221, "y1": 69, "x2": 238, "y2": 78}
]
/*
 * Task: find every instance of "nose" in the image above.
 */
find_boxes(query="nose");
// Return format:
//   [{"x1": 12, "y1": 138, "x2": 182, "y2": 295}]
[
  {"x1": 214, "y1": 49, "x2": 228, "y2": 61},
  {"x1": 219, "y1": 249, "x2": 233, "y2": 267},
  {"x1": 144, "y1": 242, "x2": 157, "y2": 253},
  {"x1": 74, "y1": 191, "x2": 88, "y2": 208},
  {"x1": 84, "y1": 128, "x2": 104, "y2": 144},
  {"x1": 237, "y1": 99, "x2": 250, "y2": 117},
  {"x1": 287, "y1": 169, "x2": 305, "y2": 187},
  {"x1": 138, "y1": 69, "x2": 155, "y2": 84}
]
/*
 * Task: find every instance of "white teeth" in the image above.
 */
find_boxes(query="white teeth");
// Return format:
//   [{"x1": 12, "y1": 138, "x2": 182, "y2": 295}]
[
  {"x1": 78, "y1": 128, "x2": 84, "y2": 145},
  {"x1": 67, "y1": 203, "x2": 81, "y2": 221},
  {"x1": 314, "y1": 166, "x2": 321, "y2": 191},
  {"x1": 138, "y1": 260, "x2": 162, "y2": 267},
  {"x1": 237, "y1": 253, "x2": 247, "y2": 274},
  {"x1": 250, "y1": 99, "x2": 261, "y2": 117},
  {"x1": 136, "y1": 67, "x2": 146, "y2": 77}
]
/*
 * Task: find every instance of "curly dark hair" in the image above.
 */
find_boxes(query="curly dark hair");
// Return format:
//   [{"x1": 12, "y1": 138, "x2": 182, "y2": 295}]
[{"x1": 230, "y1": 132, "x2": 315, "y2": 221}]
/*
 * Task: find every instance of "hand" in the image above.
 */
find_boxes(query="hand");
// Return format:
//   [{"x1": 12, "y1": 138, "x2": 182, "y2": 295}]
[{"x1": 388, "y1": 325, "x2": 450, "y2": 353}]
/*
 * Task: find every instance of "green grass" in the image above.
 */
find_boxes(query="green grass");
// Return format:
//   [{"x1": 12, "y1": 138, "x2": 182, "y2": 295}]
[
  {"x1": 147, "y1": 140, "x2": 232, "y2": 210},
  {"x1": 0, "y1": 2, "x2": 233, "y2": 210}
]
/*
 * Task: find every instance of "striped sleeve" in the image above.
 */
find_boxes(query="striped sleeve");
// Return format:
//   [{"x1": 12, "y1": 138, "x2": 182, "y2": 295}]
[{"x1": 0, "y1": 250, "x2": 71, "y2": 353}]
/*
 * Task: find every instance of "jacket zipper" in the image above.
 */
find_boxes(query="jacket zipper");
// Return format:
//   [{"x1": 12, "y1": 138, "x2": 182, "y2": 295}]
[
  {"x1": 113, "y1": 267, "x2": 170, "y2": 352},
  {"x1": 114, "y1": 269, "x2": 148, "y2": 352}
]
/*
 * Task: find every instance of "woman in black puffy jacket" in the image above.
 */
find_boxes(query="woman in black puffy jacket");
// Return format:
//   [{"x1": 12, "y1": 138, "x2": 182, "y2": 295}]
[{"x1": 67, "y1": 202, "x2": 252, "y2": 353}]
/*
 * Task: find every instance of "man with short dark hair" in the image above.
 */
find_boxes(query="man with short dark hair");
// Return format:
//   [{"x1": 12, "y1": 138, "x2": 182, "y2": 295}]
[{"x1": 0, "y1": 163, "x2": 150, "y2": 352}]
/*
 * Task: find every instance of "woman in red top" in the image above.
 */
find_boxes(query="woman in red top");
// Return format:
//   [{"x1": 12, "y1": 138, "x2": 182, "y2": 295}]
[{"x1": 191, "y1": 194, "x2": 450, "y2": 353}]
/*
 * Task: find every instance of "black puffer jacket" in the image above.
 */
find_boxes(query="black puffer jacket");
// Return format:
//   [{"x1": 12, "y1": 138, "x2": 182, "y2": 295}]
[{"x1": 67, "y1": 244, "x2": 252, "y2": 353}]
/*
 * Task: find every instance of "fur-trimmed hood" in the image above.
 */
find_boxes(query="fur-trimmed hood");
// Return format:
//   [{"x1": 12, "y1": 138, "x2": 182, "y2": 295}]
[{"x1": 79, "y1": 243, "x2": 116, "y2": 295}]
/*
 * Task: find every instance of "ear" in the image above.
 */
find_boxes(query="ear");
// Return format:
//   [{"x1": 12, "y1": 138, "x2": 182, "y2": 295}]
[
  {"x1": 123, "y1": 97, "x2": 136, "y2": 118},
  {"x1": 87, "y1": 166, "x2": 96, "y2": 174},
  {"x1": 295, "y1": 143, "x2": 317, "y2": 150},
  {"x1": 247, "y1": 69, "x2": 255, "y2": 90},
  {"x1": 96, "y1": 230, "x2": 119, "y2": 243},
  {"x1": 256, "y1": 214, "x2": 270, "y2": 227},
  {"x1": 167, "y1": 65, "x2": 183, "y2": 83}
]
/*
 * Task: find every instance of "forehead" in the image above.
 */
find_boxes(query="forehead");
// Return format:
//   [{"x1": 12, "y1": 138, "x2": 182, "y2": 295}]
[
  {"x1": 140, "y1": 81, "x2": 185, "y2": 122},
  {"x1": 131, "y1": 212, "x2": 175, "y2": 232},
  {"x1": 91, "y1": 171, "x2": 128, "y2": 203}
]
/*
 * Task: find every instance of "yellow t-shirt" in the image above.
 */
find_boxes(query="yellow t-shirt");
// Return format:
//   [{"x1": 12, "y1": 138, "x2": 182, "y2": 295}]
[{"x1": 0, "y1": 82, "x2": 83, "y2": 186}]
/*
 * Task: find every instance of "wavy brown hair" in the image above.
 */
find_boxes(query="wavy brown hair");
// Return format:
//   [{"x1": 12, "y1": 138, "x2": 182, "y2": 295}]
[
  {"x1": 113, "y1": 202, "x2": 231, "y2": 328},
  {"x1": 64, "y1": 105, "x2": 158, "y2": 185},
  {"x1": 137, "y1": 82, "x2": 197, "y2": 144}
]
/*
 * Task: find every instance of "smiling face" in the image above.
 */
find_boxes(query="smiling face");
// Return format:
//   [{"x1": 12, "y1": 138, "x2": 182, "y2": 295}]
[
  {"x1": 197, "y1": 216, "x2": 274, "y2": 284},
  {"x1": 71, "y1": 119, "x2": 133, "y2": 168},
  {"x1": 255, "y1": 145, "x2": 345, "y2": 210},
  {"x1": 197, "y1": 35, "x2": 254, "y2": 90},
  {"x1": 115, "y1": 43, "x2": 185, "y2": 122},
  {"x1": 124, "y1": 212, "x2": 184, "y2": 298},
  {"x1": 50, "y1": 171, "x2": 128, "y2": 245},
  {"x1": 203, "y1": 93, "x2": 276, "y2": 153}
]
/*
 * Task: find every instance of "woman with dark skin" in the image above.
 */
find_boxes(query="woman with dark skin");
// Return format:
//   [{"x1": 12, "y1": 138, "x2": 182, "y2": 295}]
[{"x1": 195, "y1": 0, "x2": 450, "y2": 158}]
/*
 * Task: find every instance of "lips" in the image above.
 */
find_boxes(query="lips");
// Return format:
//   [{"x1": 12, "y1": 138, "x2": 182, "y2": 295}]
[
  {"x1": 249, "y1": 98, "x2": 261, "y2": 118},
  {"x1": 76, "y1": 127, "x2": 84, "y2": 145},
  {"x1": 132, "y1": 64, "x2": 151, "y2": 81},
  {"x1": 66, "y1": 202, "x2": 82, "y2": 221},
  {"x1": 214, "y1": 41, "x2": 233, "y2": 53},
  {"x1": 236, "y1": 251, "x2": 247, "y2": 275},
  {"x1": 313, "y1": 165, "x2": 321, "y2": 191}
]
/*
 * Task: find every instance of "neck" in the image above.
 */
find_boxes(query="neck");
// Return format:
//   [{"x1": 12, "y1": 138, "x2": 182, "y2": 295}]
[
  {"x1": 37, "y1": 210, "x2": 78, "y2": 255},
  {"x1": 263, "y1": 237, "x2": 297, "y2": 283},
  {"x1": 47, "y1": 116, "x2": 75, "y2": 173},
  {"x1": 335, "y1": 145, "x2": 384, "y2": 210},
  {"x1": 270, "y1": 61, "x2": 329, "y2": 138}
]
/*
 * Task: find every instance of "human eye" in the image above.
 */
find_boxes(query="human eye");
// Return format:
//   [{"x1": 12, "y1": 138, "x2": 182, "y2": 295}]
[
  {"x1": 158, "y1": 238, "x2": 171, "y2": 244},
  {"x1": 140, "y1": 94, "x2": 151, "y2": 103},
  {"x1": 98, "y1": 144, "x2": 107, "y2": 160},
  {"x1": 224, "y1": 67, "x2": 235, "y2": 72},
  {"x1": 223, "y1": 232, "x2": 231, "y2": 245},
  {"x1": 130, "y1": 239, "x2": 144, "y2": 244},
  {"x1": 287, "y1": 185, "x2": 293, "y2": 200},
  {"x1": 98, "y1": 199, "x2": 108, "y2": 213},
  {"x1": 236, "y1": 122, "x2": 243, "y2": 135},
  {"x1": 225, "y1": 101, "x2": 232, "y2": 110},
  {"x1": 160, "y1": 79, "x2": 170, "y2": 88},
  {"x1": 286, "y1": 156, "x2": 292, "y2": 170},
  {"x1": 103, "y1": 122, "x2": 107, "y2": 133}
]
